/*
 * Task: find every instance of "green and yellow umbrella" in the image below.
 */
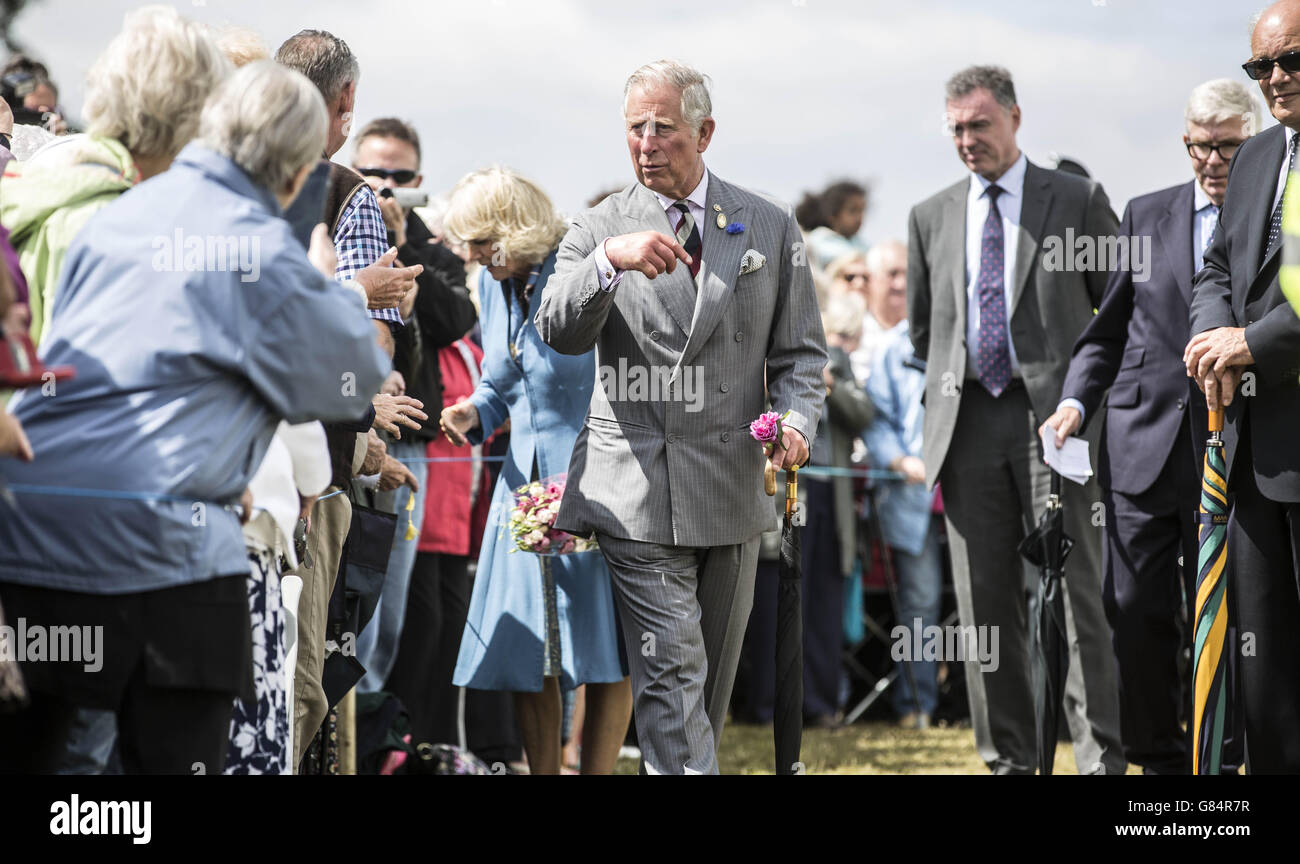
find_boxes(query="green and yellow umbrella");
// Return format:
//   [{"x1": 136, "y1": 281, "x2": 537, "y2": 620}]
[{"x1": 1192, "y1": 408, "x2": 1229, "y2": 775}]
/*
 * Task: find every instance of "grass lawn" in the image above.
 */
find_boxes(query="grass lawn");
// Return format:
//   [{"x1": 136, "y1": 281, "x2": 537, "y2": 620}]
[{"x1": 615, "y1": 721, "x2": 1104, "y2": 775}]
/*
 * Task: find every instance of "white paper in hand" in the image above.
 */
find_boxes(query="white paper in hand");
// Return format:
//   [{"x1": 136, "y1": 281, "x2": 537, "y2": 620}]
[{"x1": 1039, "y1": 426, "x2": 1093, "y2": 486}]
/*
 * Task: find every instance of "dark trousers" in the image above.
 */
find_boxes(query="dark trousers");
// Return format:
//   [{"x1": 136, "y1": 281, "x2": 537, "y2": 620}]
[
  {"x1": 1101, "y1": 427, "x2": 1201, "y2": 773},
  {"x1": 384, "y1": 552, "x2": 472, "y2": 746},
  {"x1": 0, "y1": 575, "x2": 249, "y2": 774},
  {"x1": 800, "y1": 477, "x2": 843, "y2": 718},
  {"x1": 1227, "y1": 424, "x2": 1300, "y2": 773}
]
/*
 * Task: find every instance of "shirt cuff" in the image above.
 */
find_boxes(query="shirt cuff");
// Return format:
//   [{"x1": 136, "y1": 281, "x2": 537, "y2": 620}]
[
  {"x1": 594, "y1": 239, "x2": 624, "y2": 291},
  {"x1": 1057, "y1": 398, "x2": 1086, "y2": 427}
]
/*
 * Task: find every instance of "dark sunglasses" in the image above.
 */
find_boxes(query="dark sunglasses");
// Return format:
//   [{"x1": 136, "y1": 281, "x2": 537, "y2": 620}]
[
  {"x1": 357, "y1": 166, "x2": 418, "y2": 184},
  {"x1": 1242, "y1": 50, "x2": 1300, "y2": 80}
]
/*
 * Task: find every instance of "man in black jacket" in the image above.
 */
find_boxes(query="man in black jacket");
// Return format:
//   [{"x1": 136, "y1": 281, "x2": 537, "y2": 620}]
[
  {"x1": 1184, "y1": 0, "x2": 1300, "y2": 773},
  {"x1": 351, "y1": 117, "x2": 478, "y2": 693},
  {"x1": 1041, "y1": 79, "x2": 1259, "y2": 774}
]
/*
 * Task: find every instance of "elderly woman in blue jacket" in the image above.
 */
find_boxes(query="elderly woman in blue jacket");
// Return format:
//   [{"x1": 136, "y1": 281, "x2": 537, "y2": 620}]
[
  {"x1": 0, "y1": 62, "x2": 389, "y2": 773},
  {"x1": 440, "y1": 167, "x2": 631, "y2": 774},
  {"x1": 864, "y1": 318, "x2": 944, "y2": 729}
]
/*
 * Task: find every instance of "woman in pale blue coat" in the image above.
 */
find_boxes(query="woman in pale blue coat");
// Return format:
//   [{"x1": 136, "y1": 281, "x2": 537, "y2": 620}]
[{"x1": 439, "y1": 167, "x2": 631, "y2": 774}]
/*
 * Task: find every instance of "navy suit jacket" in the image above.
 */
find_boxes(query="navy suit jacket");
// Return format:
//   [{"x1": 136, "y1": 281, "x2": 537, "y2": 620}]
[
  {"x1": 1189, "y1": 123, "x2": 1300, "y2": 502},
  {"x1": 1061, "y1": 180, "x2": 1206, "y2": 496}
]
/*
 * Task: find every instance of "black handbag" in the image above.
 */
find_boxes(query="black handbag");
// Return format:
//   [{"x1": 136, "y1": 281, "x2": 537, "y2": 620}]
[{"x1": 321, "y1": 499, "x2": 397, "y2": 707}]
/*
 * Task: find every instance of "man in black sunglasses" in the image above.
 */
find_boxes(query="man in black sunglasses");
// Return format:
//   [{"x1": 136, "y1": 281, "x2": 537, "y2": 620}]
[
  {"x1": 1186, "y1": 0, "x2": 1300, "y2": 773},
  {"x1": 349, "y1": 117, "x2": 477, "y2": 712}
]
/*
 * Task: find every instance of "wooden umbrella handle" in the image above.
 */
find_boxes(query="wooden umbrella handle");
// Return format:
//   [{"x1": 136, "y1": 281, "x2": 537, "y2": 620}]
[
  {"x1": 764, "y1": 459, "x2": 777, "y2": 496},
  {"x1": 1208, "y1": 408, "x2": 1223, "y2": 434}
]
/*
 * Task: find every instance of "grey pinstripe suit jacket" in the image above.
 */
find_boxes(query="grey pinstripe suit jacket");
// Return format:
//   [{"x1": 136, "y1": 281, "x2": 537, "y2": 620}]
[{"x1": 535, "y1": 174, "x2": 827, "y2": 547}]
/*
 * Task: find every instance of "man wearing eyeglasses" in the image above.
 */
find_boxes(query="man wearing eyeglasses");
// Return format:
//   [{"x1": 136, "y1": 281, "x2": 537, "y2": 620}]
[
  {"x1": 1041, "y1": 79, "x2": 1260, "y2": 774},
  {"x1": 1185, "y1": 0, "x2": 1300, "y2": 773}
]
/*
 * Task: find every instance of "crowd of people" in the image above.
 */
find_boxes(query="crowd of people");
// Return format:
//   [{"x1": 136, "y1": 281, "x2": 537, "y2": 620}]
[{"x1": 1, "y1": 0, "x2": 1299, "y2": 775}]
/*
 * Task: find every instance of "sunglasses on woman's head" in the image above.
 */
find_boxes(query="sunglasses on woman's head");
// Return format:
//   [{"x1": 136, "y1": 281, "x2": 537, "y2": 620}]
[
  {"x1": 357, "y1": 167, "x2": 418, "y2": 184},
  {"x1": 1242, "y1": 50, "x2": 1300, "y2": 80}
]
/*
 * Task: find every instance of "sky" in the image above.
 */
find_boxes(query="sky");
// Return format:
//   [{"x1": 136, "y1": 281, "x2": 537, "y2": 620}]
[{"x1": 6, "y1": 0, "x2": 1273, "y2": 241}]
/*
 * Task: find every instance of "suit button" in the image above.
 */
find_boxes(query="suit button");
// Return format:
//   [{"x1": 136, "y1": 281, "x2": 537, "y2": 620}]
[
  {"x1": 721, "y1": 432, "x2": 731, "y2": 442},
  {"x1": 1177, "y1": 399, "x2": 1185, "y2": 410},
  {"x1": 735, "y1": 331, "x2": 744, "y2": 342},
  {"x1": 720, "y1": 383, "x2": 730, "y2": 393},
  {"x1": 650, "y1": 330, "x2": 661, "y2": 341},
  {"x1": 666, "y1": 433, "x2": 677, "y2": 444}
]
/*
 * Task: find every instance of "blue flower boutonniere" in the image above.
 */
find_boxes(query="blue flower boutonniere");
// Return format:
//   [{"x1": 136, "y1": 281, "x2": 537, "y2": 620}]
[{"x1": 725, "y1": 222, "x2": 745, "y2": 235}]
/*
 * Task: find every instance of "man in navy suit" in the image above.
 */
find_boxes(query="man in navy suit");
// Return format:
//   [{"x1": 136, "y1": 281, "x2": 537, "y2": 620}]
[
  {"x1": 1183, "y1": 0, "x2": 1300, "y2": 773},
  {"x1": 1040, "y1": 79, "x2": 1260, "y2": 774}
]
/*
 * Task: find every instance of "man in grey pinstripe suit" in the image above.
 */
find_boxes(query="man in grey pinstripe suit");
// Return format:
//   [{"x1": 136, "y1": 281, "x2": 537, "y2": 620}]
[{"x1": 535, "y1": 60, "x2": 827, "y2": 774}]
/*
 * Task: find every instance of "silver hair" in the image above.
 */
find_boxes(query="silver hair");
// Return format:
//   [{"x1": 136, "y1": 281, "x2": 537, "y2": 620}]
[
  {"x1": 623, "y1": 60, "x2": 712, "y2": 131},
  {"x1": 945, "y1": 65, "x2": 1017, "y2": 110},
  {"x1": 1186, "y1": 78, "x2": 1264, "y2": 138},
  {"x1": 82, "y1": 5, "x2": 230, "y2": 160},
  {"x1": 197, "y1": 61, "x2": 327, "y2": 193},
  {"x1": 865, "y1": 239, "x2": 907, "y2": 275},
  {"x1": 274, "y1": 29, "x2": 359, "y2": 103}
]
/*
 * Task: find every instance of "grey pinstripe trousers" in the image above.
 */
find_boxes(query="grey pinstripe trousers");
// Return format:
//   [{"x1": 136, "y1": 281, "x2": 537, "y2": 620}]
[{"x1": 596, "y1": 533, "x2": 760, "y2": 775}]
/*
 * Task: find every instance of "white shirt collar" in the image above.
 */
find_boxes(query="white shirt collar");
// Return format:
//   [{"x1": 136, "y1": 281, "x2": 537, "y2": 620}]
[
  {"x1": 1193, "y1": 179, "x2": 1216, "y2": 213},
  {"x1": 969, "y1": 150, "x2": 1028, "y2": 200},
  {"x1": 652, "y1": 166, "x2": 709, "y2": 212}
]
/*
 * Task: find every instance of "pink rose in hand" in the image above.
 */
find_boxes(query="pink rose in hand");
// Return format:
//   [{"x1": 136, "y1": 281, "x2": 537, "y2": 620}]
[{"x1": 750, "y1": 411, "x2": 782, "y2": 443}]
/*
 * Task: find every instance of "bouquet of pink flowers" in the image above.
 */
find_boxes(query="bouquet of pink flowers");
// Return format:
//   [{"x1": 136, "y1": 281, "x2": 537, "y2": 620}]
[{"x1": 506, "y1": 475, "x2": 597, "y2": 555}]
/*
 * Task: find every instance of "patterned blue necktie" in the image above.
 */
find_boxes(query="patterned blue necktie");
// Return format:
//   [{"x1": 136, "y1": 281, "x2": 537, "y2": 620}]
[
  {"x1": 977, "y1": 184, "x2": 1012, "y2": 396},
  {"x1": 1266, "y1": 132, "x2": 1299, "y2": 261}
]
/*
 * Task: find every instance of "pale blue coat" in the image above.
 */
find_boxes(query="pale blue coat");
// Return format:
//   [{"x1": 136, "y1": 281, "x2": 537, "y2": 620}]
[{"x1": 453, "y1": 250, "x2": 626, "y2": 692}]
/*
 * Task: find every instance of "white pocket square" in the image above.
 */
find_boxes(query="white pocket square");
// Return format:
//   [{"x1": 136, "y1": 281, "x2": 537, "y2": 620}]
[{"x1": 739, "y1": 249, "x2": 765, "y2": 276}]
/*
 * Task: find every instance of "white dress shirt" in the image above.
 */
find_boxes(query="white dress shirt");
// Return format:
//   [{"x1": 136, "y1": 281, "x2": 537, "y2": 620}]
[
  {"x1": 595, "y1": 168, "x2": 709, "y2": 290},
  {"x1": 965, "y1": 151, "x2": 1027, "y2": 380},
  {"x1": 1192, "y1": 180, "x2": 1220, "y2": 274}
]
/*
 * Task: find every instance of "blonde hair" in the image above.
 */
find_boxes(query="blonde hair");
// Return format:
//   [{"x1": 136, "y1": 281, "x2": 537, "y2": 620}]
[
  {"x1": 83, "y1": 6, "x2": 230, "y2": 160},
  {"x1": 444, "y1": 166, "x2": 567, "y2": 266},
  {"x1": 216, "y1": 26, "x2": 269, "y2": 68},
  {"x1": 823, "y1": 291, "x2": 865, "y2": 340}
]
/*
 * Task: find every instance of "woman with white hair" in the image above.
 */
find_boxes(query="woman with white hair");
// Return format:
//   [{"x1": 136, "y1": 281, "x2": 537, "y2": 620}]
[
  {"x1": 0, "y1": 4, "x2": 230, "y2": 345},
  {"x1": 0, "y1": 60, "x2": 388, "y2": 773},
  {"x1": 437, "y1": 167, "x2": 632, "y2": 774}
]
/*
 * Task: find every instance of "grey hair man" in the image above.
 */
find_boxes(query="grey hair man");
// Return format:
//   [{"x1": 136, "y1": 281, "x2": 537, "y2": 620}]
[
  {"x1": 908, "y1": 64, "x2": 1126, "y2": 774},
  {"x1": 274, "y1": 29, "x2": 426, "y2": 764},
  {"x1": 1042, "y1": 77, "x2": 1260, "y2": 775},
  {"x1": 535, "y1": 59, "x2": 828, "y2": 774}
]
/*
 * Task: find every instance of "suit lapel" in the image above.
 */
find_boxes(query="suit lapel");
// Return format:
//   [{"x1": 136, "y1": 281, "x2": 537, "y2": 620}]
[
  {"x1": 621, "y1": 183, "x2": 696, "y2": 336},
  {"x1": 939, "y1": 182, "x2": 968, "y2": 342},
  {"x1": 1158, "y1": 181, "x2": 1195, "y2": 306},
  {"x1": 1011, "y1": 162, "x2": 1052, "y2": 315},
  {"x1": 681, "y1": 175, "x2": 747, "y2": 367}
]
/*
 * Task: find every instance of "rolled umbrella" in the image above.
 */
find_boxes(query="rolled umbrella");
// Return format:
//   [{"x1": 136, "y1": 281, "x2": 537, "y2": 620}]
[
  {"x1": 767, "y1": 459, "x2": 804, "y2": 775},
  {"x1": 1018, "y1": 470, "x2": 1074, "y2": 775},
  {"x1": 1192, "y1": 408, "x2": 1229, "y2": 775}
]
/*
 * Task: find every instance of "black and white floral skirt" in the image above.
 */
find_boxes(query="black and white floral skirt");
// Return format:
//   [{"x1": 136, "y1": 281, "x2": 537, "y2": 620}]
[{"x1": 224, "y1": 546, "x2": 289, "y2": 775}]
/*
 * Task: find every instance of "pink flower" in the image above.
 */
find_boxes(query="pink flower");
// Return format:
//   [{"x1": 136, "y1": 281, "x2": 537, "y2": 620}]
[{"x1": 750, "y1": 411, "x2": 782, "y2": 443}]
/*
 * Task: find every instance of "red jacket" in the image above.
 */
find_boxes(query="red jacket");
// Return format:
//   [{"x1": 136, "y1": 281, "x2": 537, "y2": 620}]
[{"x1": 419, "y1": 338, "x2": 493, "y2": 557}]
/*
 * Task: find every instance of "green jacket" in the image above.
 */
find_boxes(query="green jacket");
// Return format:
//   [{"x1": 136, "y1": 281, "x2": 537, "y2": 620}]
[{"x1": 0, "y1": 134, "x2": 139, "y2": 345}]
